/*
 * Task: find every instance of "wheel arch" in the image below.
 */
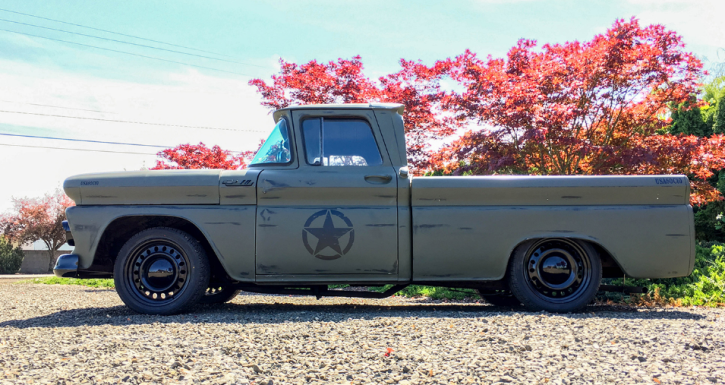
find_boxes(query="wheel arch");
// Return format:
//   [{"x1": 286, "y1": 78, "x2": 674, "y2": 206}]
[
  {"x1": 88, "y1": 215, "x2": 230, "y2": 281},
  {"x1": 505, "y1": 235, "x2": 625, "y2": 279}
]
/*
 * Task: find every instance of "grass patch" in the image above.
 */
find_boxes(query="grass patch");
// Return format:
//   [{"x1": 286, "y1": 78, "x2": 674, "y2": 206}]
[{"x1": 21, "y1": 276, "x2": 115, "y2": 288}]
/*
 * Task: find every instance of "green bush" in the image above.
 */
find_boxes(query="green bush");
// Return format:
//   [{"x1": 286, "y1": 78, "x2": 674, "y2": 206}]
[
  {"x1": 603, "y1": 242, "x2": 725, "y2": 306},
  {"x1": 0, "y1": 237, "x2": 24, "y2": 274}
]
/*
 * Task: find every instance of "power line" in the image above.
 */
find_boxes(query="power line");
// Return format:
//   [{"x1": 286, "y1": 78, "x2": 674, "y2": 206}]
[
  {"x1": 0, "y1": 132, "x2": 247, "y2": 153},
  {"x1": 0, "y1": 99, "x2": 111, "y2": 114},
  {"x1": 0, "y1": 109, "x2": 269, "y2": 133},
  {"x1": 0, "y1": 18, "x2": 269, "y2": 68},
  {"x1": 0, "y1": 28, "x2": 254, "y2": 77},
  {"x1": 0, "y1": 142, "x2": 157, "y2": 155},
  {"x1": 0, "y1": 132, "x2": 168, "y2": 148},
  {"x1": 0, "y1": 7, "x2": 234, "y2": 59}
]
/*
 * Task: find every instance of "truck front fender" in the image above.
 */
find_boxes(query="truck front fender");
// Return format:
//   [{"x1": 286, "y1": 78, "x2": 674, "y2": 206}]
[{"x1": 65, "y1": 205, "x2": 256, "y2": 281}]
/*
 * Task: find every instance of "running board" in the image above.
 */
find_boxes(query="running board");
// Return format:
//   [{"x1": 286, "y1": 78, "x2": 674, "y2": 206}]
[{"x1": 237, "y1": 284, "x2": 409, "y2": 300}]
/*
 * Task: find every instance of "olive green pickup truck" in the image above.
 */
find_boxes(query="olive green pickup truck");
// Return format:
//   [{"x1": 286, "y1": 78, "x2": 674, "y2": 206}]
[{"x1": 56, "y1": 103, "x2": 695, "y2": 314}]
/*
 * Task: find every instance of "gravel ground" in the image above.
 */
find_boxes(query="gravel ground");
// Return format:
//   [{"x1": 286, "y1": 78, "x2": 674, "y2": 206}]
[{"x1": 1, "y1": 284, "x2": 724, "y2": 385}]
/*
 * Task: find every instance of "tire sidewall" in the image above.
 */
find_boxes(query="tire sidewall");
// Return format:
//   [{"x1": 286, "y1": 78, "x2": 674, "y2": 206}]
[
  {"x1": 114, "y1": 227, "x2": 209, "y2": 315},
  {"x1": 508, "y1": 239, "x2": 602, "y2": 312}
]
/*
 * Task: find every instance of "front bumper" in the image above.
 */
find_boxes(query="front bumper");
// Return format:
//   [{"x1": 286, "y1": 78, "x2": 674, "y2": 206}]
[{"x1": 53, "y1": 254, "x2": 79, "y2": 278}]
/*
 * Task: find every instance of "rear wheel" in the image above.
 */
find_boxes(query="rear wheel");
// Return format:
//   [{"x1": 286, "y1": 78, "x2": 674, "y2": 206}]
[
  {"x1": 114, "y1": 227, "x2": 210, "y2": 315},
  {"x1": 508, "y1": 238, "x2": 601, "y2": 312},
  {"x1": 200, "y1": 284, "x2": 241, "y2": 304}
]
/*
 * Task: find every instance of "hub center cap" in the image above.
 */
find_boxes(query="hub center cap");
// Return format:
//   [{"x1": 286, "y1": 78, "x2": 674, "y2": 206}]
[
  {"x1": 141, "y1": 256, "x2": 178, "y2": 292},
  {"x1": 540, "y1": 255, "x2": 571, "y2": 286}
]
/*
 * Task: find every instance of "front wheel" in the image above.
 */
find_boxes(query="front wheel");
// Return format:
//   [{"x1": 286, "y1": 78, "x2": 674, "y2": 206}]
[
  {"x1": 508, "y1": 238, "x2": 601, "y2": 312},
  {"x1": 114, "y1": 227, "x2": 210, "y2": 315}
]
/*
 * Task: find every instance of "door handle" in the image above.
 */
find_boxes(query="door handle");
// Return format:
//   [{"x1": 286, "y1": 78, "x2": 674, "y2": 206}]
[{"x1": 364, "y1": 175, "x2": 393, "y2": 184}]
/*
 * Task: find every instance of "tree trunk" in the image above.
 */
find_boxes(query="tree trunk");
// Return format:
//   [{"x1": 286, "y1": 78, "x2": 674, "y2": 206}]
[{"x1": 47, "y1": 249, "x2": 57, "y2": 273}]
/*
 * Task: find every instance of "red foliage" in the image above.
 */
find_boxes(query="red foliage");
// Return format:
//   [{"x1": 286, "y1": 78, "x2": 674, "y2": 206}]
[
  {"x1": 431, "y1": 18, "x2": 723, "y2": 204},
  {"x1": 249, "y1": 56, "x2": 460, "y2": 168},
  {"x1": 0, "y1": 190, "x2": 75, "y2": 272},
  {"x1": 152, "y1": 142, "x2": 257, "y2": 170}
]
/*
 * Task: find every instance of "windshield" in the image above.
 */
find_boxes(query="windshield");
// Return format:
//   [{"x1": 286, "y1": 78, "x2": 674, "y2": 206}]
[{"x1": 250, "y1": 119, "x2": 292, "y2": 165}]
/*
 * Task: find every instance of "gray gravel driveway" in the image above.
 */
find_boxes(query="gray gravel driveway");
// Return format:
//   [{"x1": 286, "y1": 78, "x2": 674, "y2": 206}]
[{"x1": 0, "y1": 284, "x2": 723, "y2": 384}]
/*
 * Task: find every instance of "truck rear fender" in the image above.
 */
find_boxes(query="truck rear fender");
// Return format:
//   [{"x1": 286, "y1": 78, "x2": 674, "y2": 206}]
[{"x1": 505, "y1": 235, "x2": 624, "y2": 279}]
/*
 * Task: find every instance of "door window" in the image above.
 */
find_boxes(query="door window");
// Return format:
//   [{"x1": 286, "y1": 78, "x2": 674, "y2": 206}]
[{"x1": 302, "y1": 118, "x2": 382, "y2": 166}]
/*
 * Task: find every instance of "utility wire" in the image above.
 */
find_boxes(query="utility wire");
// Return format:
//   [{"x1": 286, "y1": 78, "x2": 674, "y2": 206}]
[
  {"x1": 0, "y1": 132, "x2": 247, "y2": 153},
  {"x1": 0, "y1": 99, "x2": 111, "y2": 114},
  {"x1": 0, "y1": 142, "x2": 158, "y2": 155},
  {"x1": 0, "y1": 29, "x2": 254, "y2": 77},
  {"x1": 0, "y1": 109, "x2": 269, "y2": 133},
  {"x1": 0, "y1": 132, "x2": 168, "y2": 148},
  {"x1": 0, "y1": 7, "x2": 233, "y2": 58},
  {"x1": 0, "y1": 18, "x2": 269, "y2": 68}
]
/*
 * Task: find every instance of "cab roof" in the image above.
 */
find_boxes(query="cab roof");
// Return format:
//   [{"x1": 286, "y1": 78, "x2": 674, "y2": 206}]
[{"x1": 273, "y1": 103, "x2": 404, "y2": 122}]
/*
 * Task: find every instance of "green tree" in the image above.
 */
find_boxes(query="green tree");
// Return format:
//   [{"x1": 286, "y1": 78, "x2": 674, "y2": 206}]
[
  {"x1": 669, "y1": 76, "x2": 725, "y2": 137},
  {"x1": 712, "y1": 95, "x2": 725, "y2": 134},
  {"x1": 669, "y1": 75, "x2": 725, "y2": 241},
  {"x1": 0, "y1": 236, "x2": 24, "y2": 274},
  {"x1": 669, "y1": 98, "x2": 712, "y2": 137},
  {"x1": 702, "y1": 76, "x2": 725, "y2": 134}
]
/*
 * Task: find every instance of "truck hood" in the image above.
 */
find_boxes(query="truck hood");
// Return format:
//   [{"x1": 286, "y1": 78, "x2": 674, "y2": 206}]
[{"x1": 64, "y1": 170, "x2": 222, "y2": 205}]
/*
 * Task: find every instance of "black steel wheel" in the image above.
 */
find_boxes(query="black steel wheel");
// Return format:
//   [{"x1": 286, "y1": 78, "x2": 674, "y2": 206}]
[
  {"x1": 476, "y1": 290, "x2": 522, "y2": 307},
  {"x1": 200, "y1": 284, "x2": 241, "y2": 304},
  {"x1": 114, "y1": 227, "x2": 209, "y2": 315},
  {"x1": 508, "y1": 238, "x2": 601, "y2": 312}
]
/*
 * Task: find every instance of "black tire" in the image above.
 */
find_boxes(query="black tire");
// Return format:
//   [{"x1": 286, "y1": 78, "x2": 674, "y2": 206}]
[
  {"x1": 508, "y1": 238, "x2": 601, "y2": 313},
  {"x1": 200, "y1": 285, "x2": 241, "y2": 304},
  {"x1": 476, "y1": 290, "x2": 522, "y2": 307},
  {"x1": 113, "y1": 227, "x2": 210, "y2": 315}
]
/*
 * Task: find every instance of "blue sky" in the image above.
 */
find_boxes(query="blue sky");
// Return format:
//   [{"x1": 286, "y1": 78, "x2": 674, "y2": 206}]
[{"x1": 0, "y1": 0, "x2": 723, "y2": 215}]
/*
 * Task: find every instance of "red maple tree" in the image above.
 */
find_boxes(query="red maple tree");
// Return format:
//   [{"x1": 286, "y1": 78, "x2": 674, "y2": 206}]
[
  {"x1": 431, "y1": 18, "x2": 725, "y2": 204},
  {"x1": 248, "y1": 56, "x2": 460, "y2": 168},
  {"x1": 0, "y1": 190, "x2": 75, "y2": 272},
  {"x1": 152, "y1": 142, "x2": 257, "y2": 170},
  {"x1": 157, "y1": 19, "x2": 724, "y2": 204}
]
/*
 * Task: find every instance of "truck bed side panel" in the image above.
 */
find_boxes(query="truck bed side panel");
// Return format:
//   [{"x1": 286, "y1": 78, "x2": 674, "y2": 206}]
[
  {"x1": 411, "y1": 175, "x2": 693, "y2": 280},
  {"x1": 412, "y1": 205, "x2": 692, "y2": 280}
]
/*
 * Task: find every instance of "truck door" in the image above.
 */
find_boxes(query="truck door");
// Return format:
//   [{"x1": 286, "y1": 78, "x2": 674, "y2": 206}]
[{"x1": 255, "y1": 109, "x2": 399, "y2": 279}]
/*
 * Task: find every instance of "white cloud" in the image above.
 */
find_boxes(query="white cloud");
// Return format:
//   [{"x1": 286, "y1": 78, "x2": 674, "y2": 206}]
[
  {"x1": 0, "y1": 58, "x2": 275, "y2": 212},
  {"x1": 628, "y1": 0, "x2": 725, "y2": 63}
]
